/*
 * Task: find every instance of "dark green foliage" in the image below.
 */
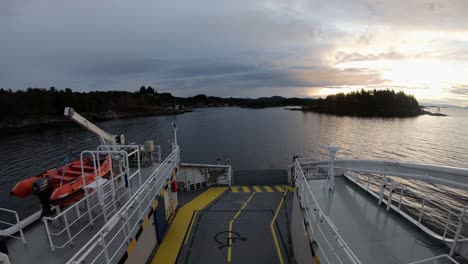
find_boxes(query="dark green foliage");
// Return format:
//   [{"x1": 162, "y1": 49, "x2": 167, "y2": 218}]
[
  {"x1": 0, "y1": 88, "x2": 314, "y2": 122},
  {"x1": 302, "y1": 89, "x2": 422, "y2": 117}
]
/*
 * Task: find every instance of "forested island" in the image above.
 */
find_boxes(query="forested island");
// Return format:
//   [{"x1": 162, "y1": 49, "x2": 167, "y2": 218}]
[
  {"x1": 295, "y1": 89, "x2": 445, "y2": 117},
  {"x1": 0, "y1": 87, "x2": 313, "y2": 129}
]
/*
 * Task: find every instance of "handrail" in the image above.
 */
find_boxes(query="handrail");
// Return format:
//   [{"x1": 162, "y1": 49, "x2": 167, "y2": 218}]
[
  {"x1": 408, "y1": 254, "x2": 460, "y2": 264},
  {"x1": 0, "y1": 208, "x2": 26, "y2": 244},
  {"x1": 67, "y1": 146, "x2": 180, "y2": 264},
  {"x1": 343, "y1": 171, "x2": 467, "y2": 243},
  {"x1": 42, "y1": 147, "x2": 142, "y2": 251},
  {"x1": 296, "y1": 159, "x2": 468, "y2": 191},
  {"x1": 294, "y1": 160, "x2": 362, "y2": 264}
]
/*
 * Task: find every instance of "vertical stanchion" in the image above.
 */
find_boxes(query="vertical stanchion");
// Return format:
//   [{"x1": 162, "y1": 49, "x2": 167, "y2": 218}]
[{"x1": 43, "y1": 218, "x2": 55, "y2": 251}]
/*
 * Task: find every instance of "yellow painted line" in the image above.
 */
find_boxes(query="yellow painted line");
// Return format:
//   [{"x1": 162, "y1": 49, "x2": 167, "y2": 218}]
[
  {"x1": 274, "y1": 185, "x2": 285, "y2": 192},
  {"x1": 270, "y1": 191, "x2": 288, "y2": 264},
  {"x1": 241, "y1": 186, "x2": 250, "y2": 192},
  {"x1": 264, "y1": 186, "x2": 274, "y2": 192},
  {"x1": 227, "y1": 220, "x2": 233, "y2": 262},
  {"x1": 231, "y1": 186, "x2": 239, "y2": 193},
  {"x1": 127, "y1": 238, "x2": 137, "y2": 255},
  {"x1": 152, "y1": 187, "x2": 227, "y2": 264},
  {"x1": 183, "y1": 211, "x2": 199, "y2": 244},
  {"x1": 314, "y1": 254, "x2": 321, "y2": 264},
  {"x1": 253, "y1": 186, "x2": 262, "y2": 192},
  {"x1": 228, "y1": 192, "x2": 256, "y2": 262},
  {"x1": 285, "y1": 185, "x2": 295, "y2": 192}
]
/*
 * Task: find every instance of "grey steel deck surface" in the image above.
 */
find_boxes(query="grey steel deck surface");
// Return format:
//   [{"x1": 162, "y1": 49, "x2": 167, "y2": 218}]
[
  {"x1": 176, "y1": 190, "x2": 294, "y2": 264},
  {"x1": 308, "y1": 177, "x2": 448, "y2": 264}
]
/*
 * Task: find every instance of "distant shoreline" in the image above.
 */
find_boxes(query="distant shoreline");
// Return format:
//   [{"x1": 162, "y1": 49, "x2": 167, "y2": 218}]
[{"x1": 0, "y1": 108, "x2": 192, "y2": 132}]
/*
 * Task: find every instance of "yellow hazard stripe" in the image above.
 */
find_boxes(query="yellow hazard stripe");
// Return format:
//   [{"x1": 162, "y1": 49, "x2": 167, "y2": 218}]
[
  {"x1": 253, "y1": 186, "x2": 262, "y2": 192},
  {"x1": 127, "y1": 238, "x2": 137, "y2": 255},
  {"x1": 231, "y1": 186, "x2": 239, "y2": 193},
  {"x1": 264, "y1": 186, "x2": 274, "y2": 192},
  {"x1": 274, "y1": 185, "x2": 285, "y2": 192},
  {"x1": 241, "y1": 186, "x2": 250, "y2": 192}
]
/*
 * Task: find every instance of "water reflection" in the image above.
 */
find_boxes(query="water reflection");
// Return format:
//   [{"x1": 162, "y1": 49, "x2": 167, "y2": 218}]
[{"x1": 0, "y1": 107, "x2": 467, "y2": 217}]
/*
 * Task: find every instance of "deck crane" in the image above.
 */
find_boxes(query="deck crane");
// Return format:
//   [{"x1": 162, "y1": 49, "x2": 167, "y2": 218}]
[{"x1": 64, "y1": 107, "x2": 125, "y2": 145}]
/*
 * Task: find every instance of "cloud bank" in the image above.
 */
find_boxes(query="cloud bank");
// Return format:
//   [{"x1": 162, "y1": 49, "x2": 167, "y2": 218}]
[{"x1": 1, "y1": 0, "x2": 467, "y2": 104}]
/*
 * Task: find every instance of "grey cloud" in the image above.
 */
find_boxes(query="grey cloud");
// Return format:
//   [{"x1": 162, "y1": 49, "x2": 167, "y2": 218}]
[
  {"x1": 334, "y1": 51, "x2": 405, "y2": 63},
  {"x1": 446, "y1": 85, "x2": 468, "y2": 96},
  {"x1": 0, "y1": 0, "x2": 466, "y2": 102}
]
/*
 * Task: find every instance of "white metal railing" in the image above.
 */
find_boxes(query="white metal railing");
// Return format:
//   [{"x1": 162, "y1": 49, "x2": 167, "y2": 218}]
[
  {"x1": 42, "y1": 146, "x2": 142, "y2": 251},
  {"x1": 296, "y1": 157, "x2": 468, "y2": 258},
  {"x1": 408, "y1": 254, "x2": 460, "y2": 264},
  {"x1": 0, "y1": 208, "x2": 26, "y2": 244},
  {"x1": 344, "y1": 171, "x2": 467, "y2": 243},
  {"x1": 179, "y1": 163, "x2": 233, "y2": 186},
  {"x1": 294, "y1": 160, "x2": 362, "y2": 264},
  {"x1": 67, "y1": 146, "x2": 180, "y2": 264}
]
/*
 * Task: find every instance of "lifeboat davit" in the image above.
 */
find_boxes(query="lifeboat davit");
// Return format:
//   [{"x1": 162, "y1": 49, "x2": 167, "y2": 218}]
[{"x1": 11, "y1": 156, "x2": 111, "y2": 207}]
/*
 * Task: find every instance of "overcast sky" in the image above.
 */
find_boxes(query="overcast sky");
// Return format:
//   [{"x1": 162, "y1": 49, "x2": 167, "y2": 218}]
[{"x1": 1, "y1": 0, "x2": 468, "y2": 105}]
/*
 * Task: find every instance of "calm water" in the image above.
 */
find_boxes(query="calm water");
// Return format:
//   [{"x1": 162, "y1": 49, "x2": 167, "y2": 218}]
[{"x1": 1, "y1": 107, "x2": 468, "y2": 218}]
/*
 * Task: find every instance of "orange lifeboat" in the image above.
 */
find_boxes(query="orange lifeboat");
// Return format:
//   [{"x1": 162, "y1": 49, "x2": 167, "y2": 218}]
[{"x1": 11, "y1": 156, "x2": 111, "y2": 207}]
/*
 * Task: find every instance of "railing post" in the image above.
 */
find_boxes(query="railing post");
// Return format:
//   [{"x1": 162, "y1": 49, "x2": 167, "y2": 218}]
[
  {"x1": 63, "y1": 211, "x2": 74, "y2": 246},
  {"x1": 137, "y1": 149, "x2": 142, "y2": 188},
  {"x1": 366, "y1": 175, "x2": 370, "y2": 191},
  {"x1": 387, "y1": 182, "x2": 398, "y2": 211},
  {"x1": 98, "y1": 232, "x2": 111, "y2": 264},
  {"x1": 443, "y1": 212, "x2": 451, "y2": 240},
  {"x1": 418, "y1": 199, "x2": 426, "y2": 225},
  {"x1": 13, "y1": 211, "x2": 26, "y2": 245},
  {"x1": 75, "y1": 205, "x2": 81, "y2": 219},
  {"x1": 378, "y1": 176, "x2": 388, "y2": 205},
  {"x1": 43, "y1": 218, "x2": 55, "y2": 251},
  {"x1": 327, "y1": 145, "x2": 338, "y2": 191},
  {"x1": 450, "y1": 209, "x2": 467, "y2": 256},
  {"x1": 120, "y1": 211, "x2": 129, "y2": 244},
  {"x1": 398, "y1": 188, "x2": 404, "y2": 212}
]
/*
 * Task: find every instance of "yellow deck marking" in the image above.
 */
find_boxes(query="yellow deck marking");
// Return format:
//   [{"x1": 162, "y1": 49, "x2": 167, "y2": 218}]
[
  {"x1": 241, "y1": 186, "x2": 250, "y2": 192},
  {"x1": 314, "y1": 254, "x2": 321, "y2": 264},
  {"x1": 285, "y1": 186, "x2": 295, "y2": 192},
  {"x1": 184, "y1": 211, "x2": 199, "y2": 244},
  {"x1": 274, "y1": 185, "x2": 285, "y2": 192},
  {"x1": 227, "y1": 220, "x2": 233, "y2": 262},
  {"x1": 152, "y1": 187, "x2": 227, "y2": 264},
  {"x1": 231, "y1": 186, "x2": 239, "y2": 193},
  {"x1": 142, "y1": 215, "x2": 150, "y2": 229},
  {"x1": 264, "y1": 186, "x2": 274, "y2": 192},
  {"x1": 228, "y1": 192, "x2": 256, "y2": 262},
  {"x1": 127, "y1": 238, "x2": 137, "y2": 255},
  {"x1": 253, "y1": 186, "x2": 262, "y2": 192},
  {"x1": 270, "y1": 191, "x2": 287, "y2": 264}
]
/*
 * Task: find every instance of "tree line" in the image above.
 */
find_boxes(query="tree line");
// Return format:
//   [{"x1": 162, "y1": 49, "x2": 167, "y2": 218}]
[
  {"x1": 0, "y1": 86, "x2": 314, "y2": 121},
  {"x1": 301, "y1": 89, "x2": 422, "y2": 117}
]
